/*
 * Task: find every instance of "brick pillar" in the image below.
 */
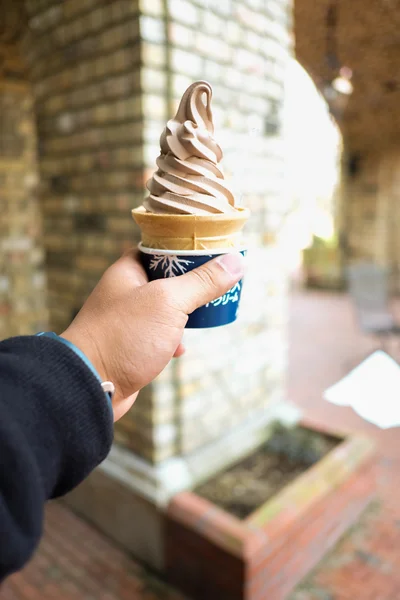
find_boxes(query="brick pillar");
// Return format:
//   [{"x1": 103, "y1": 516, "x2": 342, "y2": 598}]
[
  {"x1": 0, "y1": 39, "x2": 47, "y2": 339},
  {"x1": 344, "y1": 153, "x2": 381, "y2": 264},
  {"x1": 25, "y1": 0, "x2": 299, "y2": 570},
  {"x1": 344, "y1": 148, "x2": 400, "y2": 293},
  {"x1": 115, "y1": 0, "x2": 294, "y2": 464},
  {"x1": 18, "y1": 0, "x2": 294, "y2": 467},
  {"x1": 21, "y1": 0, "x2": 143, "y2": 333}
]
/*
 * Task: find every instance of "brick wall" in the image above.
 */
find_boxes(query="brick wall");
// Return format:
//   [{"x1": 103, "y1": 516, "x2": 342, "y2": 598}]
[
  {"x1": 21, "y1": 0, "x2": 144, "y2": 333},
  {"x1": 5, "y1": 0, "x2": 293, "y2": 463},
  {"x1": 377, "y1": 150, "x2": 400, "y2": 293},
  {"x1": 0, "y1": 39, "x2": 47, "y2": 338},
  {"x1": 116, "y1": 0, "x2": 293, "y2": 462},
  {"x1": 344, "y1": 148, "x2": 400, "y2": 293},
  {"x1": 344, "y1": 153, "x2": 381, "y2": 265}
]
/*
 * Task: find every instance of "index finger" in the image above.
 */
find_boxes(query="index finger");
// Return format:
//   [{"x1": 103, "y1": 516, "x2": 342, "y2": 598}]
[{"x1": 116, "y1": 247, "x2": 149, "y2": 287}]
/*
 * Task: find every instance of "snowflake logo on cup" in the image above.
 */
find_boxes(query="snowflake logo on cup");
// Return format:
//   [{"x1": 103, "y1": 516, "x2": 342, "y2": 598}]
[{"x1": 149, "y1": 254, "x2": 195, "y2": 278}]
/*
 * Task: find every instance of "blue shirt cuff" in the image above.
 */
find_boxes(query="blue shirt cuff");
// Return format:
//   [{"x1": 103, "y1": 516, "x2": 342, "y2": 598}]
[{"x1": 36, "y1": 332, "x2": 113, "y2": 413}]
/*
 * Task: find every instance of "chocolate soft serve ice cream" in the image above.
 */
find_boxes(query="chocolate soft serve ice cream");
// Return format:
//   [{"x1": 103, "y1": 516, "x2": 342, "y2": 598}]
[
  {"x1": 144, "y1": 81, "x2": 236, "y2": 216},
  {"x1": 132, "y1": 81, "x2": 249, "y2": 327},
  {"x1": 132, "y1": 81, "x2": 249, "y2": 250}
]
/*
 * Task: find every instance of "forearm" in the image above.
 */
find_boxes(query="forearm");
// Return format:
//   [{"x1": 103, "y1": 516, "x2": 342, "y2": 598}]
[{"x1": 0, "y1": 335, "x2": 113, "y2": 580}]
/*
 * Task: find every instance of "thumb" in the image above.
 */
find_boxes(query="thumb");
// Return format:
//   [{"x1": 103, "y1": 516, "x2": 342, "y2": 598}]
[{"x1": 163, "y1": 252, "x2": 245, "y2": 314}]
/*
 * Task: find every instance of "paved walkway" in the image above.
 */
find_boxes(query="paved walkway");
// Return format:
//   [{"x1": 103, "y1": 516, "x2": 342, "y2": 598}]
[
  {"x1": 288, "y1": 290, "x2": 400, "y2": 600},
  {"x1": 1, "y1": 501, "x2": 184, "y2": 600},
  {"x1": 2, "y1": 289, "x2": 400, "y2": 599}
]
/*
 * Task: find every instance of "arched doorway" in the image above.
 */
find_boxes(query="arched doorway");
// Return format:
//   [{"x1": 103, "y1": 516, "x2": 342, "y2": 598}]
[{"x1": 281, "y1": 59, "x2": 344, "y2": 289}]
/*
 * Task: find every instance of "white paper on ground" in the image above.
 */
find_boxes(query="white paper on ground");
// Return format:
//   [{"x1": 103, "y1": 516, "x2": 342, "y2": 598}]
[{"x1": 324, "y1": 350, "x2": 400, "y2": 429}]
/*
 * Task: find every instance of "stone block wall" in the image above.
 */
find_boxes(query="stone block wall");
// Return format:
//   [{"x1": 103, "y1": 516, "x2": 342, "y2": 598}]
[
  {"x1": 116, "y1": 0, "x2": 293, "y2": 462},
  {"x1": 3, "y1": 0, "x2": 292, "y2": 464},
  {"x1": 377, "y1": 149, "x2": 400, "y2": 293},
  {"x1": 21, "y1": 0, "x2": 144, "y2": 333},
  {"x1": 344, "y1": 153, "x2": 382, "y2": 265},
  {"x1": 344, "y1": 148, "x2": 400, "y2": 293},
  {"x1": 0, "y1": 39, "x2": 47, "y2": 338},
  {"x1": 176, "y1": 250, "x2": 289, "y2": 458}
]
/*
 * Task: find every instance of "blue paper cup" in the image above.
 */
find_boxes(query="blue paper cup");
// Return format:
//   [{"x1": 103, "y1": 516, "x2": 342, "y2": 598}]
[{"x1": 138, "y1": 243, "x2": 246, "y2": 328}]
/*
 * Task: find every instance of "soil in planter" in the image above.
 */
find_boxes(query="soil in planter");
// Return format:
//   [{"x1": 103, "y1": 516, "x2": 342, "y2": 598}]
[{"x1": 195, "y1": 425, "x2": 340, "y2": 519}]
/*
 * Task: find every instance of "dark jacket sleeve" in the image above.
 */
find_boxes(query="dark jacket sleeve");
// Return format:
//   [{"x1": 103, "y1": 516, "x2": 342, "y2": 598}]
[{"x1": 0, "y1": 335, "x2": 113, "y2": 580}]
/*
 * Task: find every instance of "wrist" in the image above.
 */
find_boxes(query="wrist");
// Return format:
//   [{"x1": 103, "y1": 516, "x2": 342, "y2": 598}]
[
  {"x1": 38, "y1": 330, "x2": 114, "y2": 415},
  {"x1": 60, "y1": 327, "x2": 108, "y2": 384}
]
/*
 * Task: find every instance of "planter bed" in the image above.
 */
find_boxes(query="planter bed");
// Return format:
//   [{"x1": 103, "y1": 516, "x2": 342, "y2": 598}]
[{"x1": 165, "y1": 424, "x2": 376, "y2": 600}]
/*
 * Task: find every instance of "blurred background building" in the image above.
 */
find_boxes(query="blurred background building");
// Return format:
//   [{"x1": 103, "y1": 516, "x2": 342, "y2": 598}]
[{"x1": 296, "y1": 0, "x2": 400, "y2": 292}]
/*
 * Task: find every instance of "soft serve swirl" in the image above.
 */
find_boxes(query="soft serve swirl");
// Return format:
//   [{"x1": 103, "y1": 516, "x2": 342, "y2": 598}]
[{"x1": 144, "y1": 81, "x2": 237, "y2": 215}]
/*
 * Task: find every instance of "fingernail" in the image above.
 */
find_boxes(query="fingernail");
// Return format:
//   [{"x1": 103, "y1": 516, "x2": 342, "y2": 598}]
[{"x1": 216, "y1": 253, "x2": 245, "y2": 277}]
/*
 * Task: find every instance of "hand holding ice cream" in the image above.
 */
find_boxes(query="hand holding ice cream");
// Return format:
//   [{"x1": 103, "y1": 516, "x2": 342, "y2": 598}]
[{"x1": 62, "y1": 249, "x2": 245, "y2": 419}]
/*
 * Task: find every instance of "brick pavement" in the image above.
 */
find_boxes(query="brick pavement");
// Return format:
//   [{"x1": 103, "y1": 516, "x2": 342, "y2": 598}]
[
  {"x1": 2, "y1": 289, "x2": 400, "y2": 599},
  {"x1": 288, "y1": 290, "x2": 400, "y2": 600},
  {"x1": 1, "y1": 501, "x2": 185, "y2": 600}
]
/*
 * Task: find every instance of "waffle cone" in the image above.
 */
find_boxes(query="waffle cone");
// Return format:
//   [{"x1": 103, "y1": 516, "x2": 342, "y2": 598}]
[{"x1": 131, "y1": 207, "x2": 249, "y2": 251}]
